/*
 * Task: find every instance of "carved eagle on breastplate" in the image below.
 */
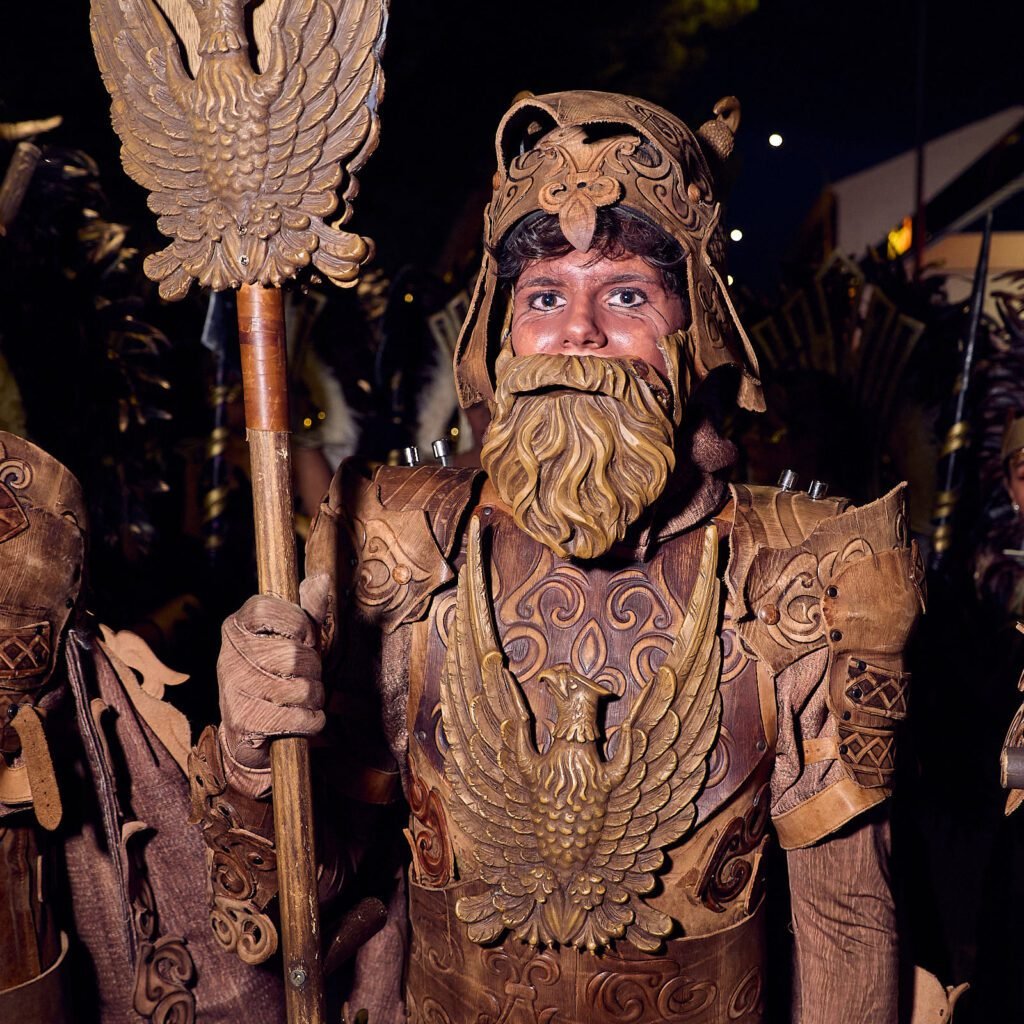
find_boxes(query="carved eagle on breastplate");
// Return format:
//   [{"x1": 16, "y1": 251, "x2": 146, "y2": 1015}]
[
  {"x1": 91, "y1": 0, "x2": 385, "y2": 299},
  {"x1": 440, "y1": 517, "x2": 723, "y2": 953}
]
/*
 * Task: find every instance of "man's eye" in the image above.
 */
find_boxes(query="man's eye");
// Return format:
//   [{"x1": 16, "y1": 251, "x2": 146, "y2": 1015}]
[
  {"x1": 609, "y1": 288, "x2": 647, "y2": 308},
  {"x1": 528, "y1": 292, "x2": 564, "y2": 311}
]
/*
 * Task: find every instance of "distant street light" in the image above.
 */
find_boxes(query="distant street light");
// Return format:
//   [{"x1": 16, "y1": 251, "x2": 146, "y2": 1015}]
[
  {"x1": 769, "y1": 133, "x2": 783, "y2": 147},
  {"x1": 729, "y1": 228, "x2": 743, "y2": 242}
]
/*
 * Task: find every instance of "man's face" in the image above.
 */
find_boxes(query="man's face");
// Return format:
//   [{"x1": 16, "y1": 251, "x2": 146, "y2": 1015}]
[{"x1": 509, "y1": 251, "x2": 685, "y2": 377}]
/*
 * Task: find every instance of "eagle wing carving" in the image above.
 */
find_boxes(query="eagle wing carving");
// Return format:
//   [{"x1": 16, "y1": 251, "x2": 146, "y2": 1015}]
[
  {"x1": 91, "y1": 0, "x2": 386, "y2": 299},
  {"x1": 440, "y1": 517, "x2": 722, "y2": 953}
]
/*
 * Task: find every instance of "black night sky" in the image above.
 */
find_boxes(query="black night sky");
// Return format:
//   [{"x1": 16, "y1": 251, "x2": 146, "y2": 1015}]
[{"x1": 2, "y1": 1, "x2": 1021, "y2": 295}]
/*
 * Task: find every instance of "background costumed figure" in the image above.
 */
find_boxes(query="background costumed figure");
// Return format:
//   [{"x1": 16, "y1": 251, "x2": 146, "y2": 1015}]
[{"x1": 0, "y1": 430, "x2": 283, "y2": 1021}]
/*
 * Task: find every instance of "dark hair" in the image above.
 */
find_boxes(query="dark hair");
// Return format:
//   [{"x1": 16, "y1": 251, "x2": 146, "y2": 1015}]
[{"x1": 494, "y1": 207, "x2": 688, "y2": 298}]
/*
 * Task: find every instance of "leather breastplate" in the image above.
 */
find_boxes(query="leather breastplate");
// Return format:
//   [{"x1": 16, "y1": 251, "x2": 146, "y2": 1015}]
[{"x1": 403, "y1": 501, "x2": 775, "y2": 1022}]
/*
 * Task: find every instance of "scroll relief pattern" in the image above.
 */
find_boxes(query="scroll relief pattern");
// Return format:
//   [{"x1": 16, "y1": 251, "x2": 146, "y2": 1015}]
[
  {"x1": 740, "y1": 522, "x2": 900, "y2": 674},
  {"x1": 130, "y1": 867, "x2": 197, "y2": 1024},
  {"x1": 188, "y1": 727, "x2": 279, "y2": 965},
  {"x1": 495, "y1": 540, "x2": 686, "y2": 755},
  {"x1": 405, "y1": 767, "x2": 454, "y2": 889},
  {"x1": 695, "y1": 783, "x2": 770, "y2": 914}
]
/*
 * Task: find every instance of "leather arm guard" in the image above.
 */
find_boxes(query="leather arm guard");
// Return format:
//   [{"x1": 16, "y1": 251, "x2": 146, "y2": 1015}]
[
  {"x1": 730, "y1": 483, "x2": 924, "y2": 849},
  {"x1": 188, "y1": 726, "x2": 280, "y2": 965}
]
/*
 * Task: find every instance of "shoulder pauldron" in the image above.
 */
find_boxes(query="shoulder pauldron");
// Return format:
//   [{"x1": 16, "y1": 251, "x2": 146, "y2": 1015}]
[
  {"x1": 730, "y1": 482, "x2": 925, "y2": 801},
  {"x1": 306, "y1": 462, "x2": 483, "y2": 636}
]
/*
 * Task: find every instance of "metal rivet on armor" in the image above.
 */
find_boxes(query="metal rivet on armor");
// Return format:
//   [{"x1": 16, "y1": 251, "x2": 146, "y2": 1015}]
[
  {"x1": 857, "y1": 660, "x2": 867, "y2": 672},
  {"x1": 289, "y1": 967, "x2": 307, "y2": 989},
  {"x1": 842, "y1": 711, "x2": 852, "y2": 721},
  {"x1": 829, "y1": 629, "x2": 843, "y2": 642},
  {"x1": 850, "y1": 687, "x2": 862, "y2": 700},
  {"x1": 432, "y1": 438, "x2": 453, "y2": 467},
  {"x1": 807, "y1": 479, "x2": 829, "y2": 500},
  {"x1": 778, "y1": 468, "x2": 799, "y2": 492},
  {"x1": 757, "y1": 604, "x2": 780, "y2": 625},
  {"x1": 826, "y1": 586, "x2": 838, "y2": 599},
  {"x1": 401, "y1": 445, "x2": 421, "y2": 467},
  {"x1": 392, "y1": 565, "x2": 412, "y2": 585},
  {"x1": 839, "y1": 744, "x2": 848, "y2": 755},
  {"x1": 415, "y1": 730, "x2": 427, "y2": 742},
  {"x1": 6, "y1": 704, "x2": 18, "y2": 719},
  {"x1": 756, "y1": 740, "x2": 766, "y2": 752},
  {"x1": 483, "y1": 506, "x2": 493, "y2": 517}
]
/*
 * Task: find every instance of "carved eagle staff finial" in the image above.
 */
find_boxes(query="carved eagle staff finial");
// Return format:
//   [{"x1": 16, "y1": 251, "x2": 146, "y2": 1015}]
[
  {"x1": 92, "y1": 0, "x2": 385, "y2": 301},
  {"x1": 91, "y1": 2, "x2": 388, "y2": 1021}
]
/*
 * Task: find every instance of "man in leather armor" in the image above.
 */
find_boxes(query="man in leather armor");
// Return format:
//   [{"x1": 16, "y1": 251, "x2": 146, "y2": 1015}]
[{"x1": 198, "y1": 91, "x2": 924, "y2": 1023}]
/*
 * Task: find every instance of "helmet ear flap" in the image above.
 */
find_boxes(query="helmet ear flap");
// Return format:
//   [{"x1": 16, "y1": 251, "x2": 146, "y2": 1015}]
[{"x1": 454, "y1": 244, "x2": 501, "y2": 408}]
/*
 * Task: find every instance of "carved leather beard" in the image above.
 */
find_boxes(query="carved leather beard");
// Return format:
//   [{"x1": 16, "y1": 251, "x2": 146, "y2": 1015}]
[{"x1": 481, "y1": 352, "x2": 676, "y2": 560}]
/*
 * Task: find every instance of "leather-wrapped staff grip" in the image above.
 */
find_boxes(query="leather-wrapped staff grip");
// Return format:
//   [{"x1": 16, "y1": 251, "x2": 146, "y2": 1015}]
[{"x1": 239, "y1": 285, "x2": 289, "y2": 434}]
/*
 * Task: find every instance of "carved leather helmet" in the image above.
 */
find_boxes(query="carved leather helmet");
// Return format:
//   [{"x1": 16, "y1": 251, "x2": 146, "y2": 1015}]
[
  {"x1": 453, "y1": 89, "x2": 765, "y2": 413},
  {"x1": 0, "y1": 432, "x2": 86, "y2": 739}
]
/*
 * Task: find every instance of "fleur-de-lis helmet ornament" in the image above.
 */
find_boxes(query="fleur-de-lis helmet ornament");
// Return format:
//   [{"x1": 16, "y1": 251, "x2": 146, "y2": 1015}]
[{"x1": 454, "y1": 90, "x2": 764, "y2": 415}]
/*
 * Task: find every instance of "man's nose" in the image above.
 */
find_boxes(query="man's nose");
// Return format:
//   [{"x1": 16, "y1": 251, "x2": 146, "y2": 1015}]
[{"x1": 561, "y1": 296, "x2": 607, "y2": 353}]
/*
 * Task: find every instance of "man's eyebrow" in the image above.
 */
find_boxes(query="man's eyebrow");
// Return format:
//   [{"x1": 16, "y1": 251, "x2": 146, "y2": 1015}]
[
  {"x1": 518, "y1": 275, "x2": 563, "y2": 287},
  {"x1": 602, "y1": 272, "x2": 661, "y2": 285}
]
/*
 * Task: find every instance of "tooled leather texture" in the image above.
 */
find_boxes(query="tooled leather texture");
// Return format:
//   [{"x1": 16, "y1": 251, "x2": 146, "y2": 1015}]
[
  {"x1": 305, "y1": 462, "x2": 482, "y2": 642},
  {"x1": 411, "y1": 504, "x2": 767, "y2": 827},
  {"x1": 406, "y1": 881, "x2": 767, "y2": 1024},
  {"x1": 729, "y1": 483, "x2": 923, "y2": 792},
  {"x1": 405, "y1": 499, "x2": 772, "y2": 976},
  {"x1": 0, "y1": 433, "x2": 85, "y2": 751},
  {"x1": 188, "y1": 725, "x2": 279, "y2": 966}
]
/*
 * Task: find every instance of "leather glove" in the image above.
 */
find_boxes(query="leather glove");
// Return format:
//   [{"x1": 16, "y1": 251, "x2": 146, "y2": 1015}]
[{"x1": 218, "y1": 574, "x2": 331, "y2": 793}]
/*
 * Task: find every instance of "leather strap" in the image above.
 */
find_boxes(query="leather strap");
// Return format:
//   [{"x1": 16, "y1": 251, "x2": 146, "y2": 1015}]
[
  {"x1": 802, "y1": 737, "x2": 839, "y2": 765},
  {"x1": 10, "y1": 705, "x2": 62, "y2": 831},
  {"x1": 0, "y1": 931, "x2": 69, "y2": 1020},
  {"x1": 773, "y1": 776, "x2": 886, "y2": 850}
]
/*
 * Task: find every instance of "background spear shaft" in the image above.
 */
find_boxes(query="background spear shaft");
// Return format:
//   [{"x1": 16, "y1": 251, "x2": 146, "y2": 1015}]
[{"x1": 929, "y1": 209, "x2": 994, "y2": 572}]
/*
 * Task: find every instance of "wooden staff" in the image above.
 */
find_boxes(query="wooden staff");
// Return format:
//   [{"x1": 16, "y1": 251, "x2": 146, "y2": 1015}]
[
  {"x1": 238, "y1": 283, "x2": 323, "y2": 1019},
  {"x1": 91, "y1": 2, "x2": 387, "y2": 1019}
]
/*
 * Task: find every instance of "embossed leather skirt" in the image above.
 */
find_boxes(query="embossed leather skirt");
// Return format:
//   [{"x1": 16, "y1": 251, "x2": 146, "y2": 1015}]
[{"x1": 406, "y1": 880, "x2": 765, "y2": 1024}]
